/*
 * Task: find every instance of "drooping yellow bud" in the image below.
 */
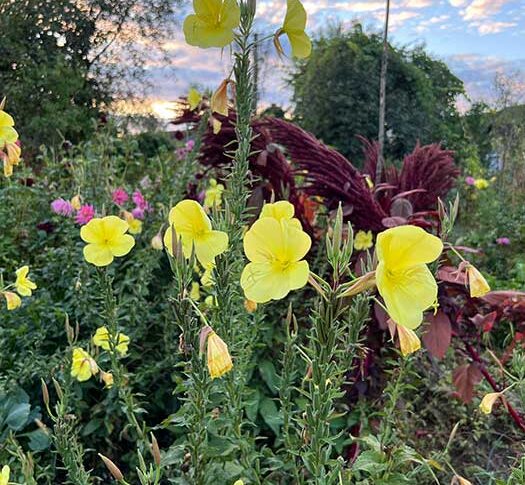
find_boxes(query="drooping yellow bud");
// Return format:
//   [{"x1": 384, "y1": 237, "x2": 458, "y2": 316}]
[
  {"x1": 467, "y1": 264, "x2": 490, "y2": 298},
  {"x1": 479, "y1": 392, "x2": 502, "y2": 415},
  {"x1": 211, "y1": 79, "x2": 231, "y2": 117},
  {"x1": 100, "y1": 370, "x2": 114, "y2": 388},
  {"x1": 397, "y1": 324, "x2": 421, "y2": 357},
  {"x1": 151, "y1": 232, "x2": 164, "y2": 250},
  {"x1": 71, "y1": 195, "x2": 82, "y2": 210},
  {"x1": 202, "y1": 327, "x2": 233, "y2": 379}
]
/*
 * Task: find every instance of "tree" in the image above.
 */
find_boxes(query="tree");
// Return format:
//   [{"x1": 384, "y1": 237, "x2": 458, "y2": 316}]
[
  {"x1": 0, "y1": 0, "x2": 175, "y2": 150},
  {"x1": 290, "y1": 25, "x2": 465, "y2": 164}
]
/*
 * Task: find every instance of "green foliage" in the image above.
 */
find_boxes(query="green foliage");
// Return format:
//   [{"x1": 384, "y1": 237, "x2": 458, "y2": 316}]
[{"x1": 290, "y1": 24, "x2": 465, "y2": 163}]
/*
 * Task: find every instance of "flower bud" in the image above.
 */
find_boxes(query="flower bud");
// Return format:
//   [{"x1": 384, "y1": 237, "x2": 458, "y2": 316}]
[
  {"x1": 151, "y1": 232, "x2": 163, "y2": 250},
  {"x1": 3, "y1": 291, "x2": 21, "y2": 310},
  {"x1": 98, "y1": 454, "x2": 124, "y2": 481},
  {"x1": 202, "y1": 328, "x2": 233, "y2": 379},
  {"x1": 467, "y1": 264, "x2": 490, "y2": 298},
  {"x1": 244, "y1": 299, "x2": 257, "y2": 313},
  {"x1": 150, "y1": 432, "x2": 161, "y2": 466},
  {"x1": 397, "y1": 324, "x2": 421, "y2": 357}
]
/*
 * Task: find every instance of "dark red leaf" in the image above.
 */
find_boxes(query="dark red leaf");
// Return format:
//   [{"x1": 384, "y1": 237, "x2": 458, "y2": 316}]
[
  {"x1": 482, "y1": 291, "x2": 525, "y2": 306},
  {"x1": 470, "y1": 311, "x2": 498, "y2": 333},
  {"x1": 422, "y1": 311, "x2": 452, "y2": 359},
  {"x1": 437, "y1": 266, "x2": 467, "y2": 285},
  {"x1": 452, "y1": 363, "x2": 483, "y2": 403},
  {"x1": 374, "y1": 302, "x2": 388, "y2": 330},
  {"x1": 381, "y1": 216, "x2": 407, "y2": 227}
]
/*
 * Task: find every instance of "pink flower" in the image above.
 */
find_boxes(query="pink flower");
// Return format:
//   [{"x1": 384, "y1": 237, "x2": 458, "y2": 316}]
[
  {"x1": 75, "y1": 204, "x2": 95, "y2": 225},
  {"x1": 132, "y1": 190, "x2": 149, "y2": 211},
  {"x1": 112, "y1": 188, "x2": 129, "y2": 205},
  {"x1": 496, "y1": 237, "x2": 510, "y2": 246},
  {"x1": 131, "y1": 207, "x2": 145, "y2": 220},
  {"x1": 186, "y1": 139, "x2": 195, "y2": 151},
  {"x1": 51, "y1": 198, "x2": 74, "y2": 216},
  {"x1": 465, "y1": 176, "x2": 475, "y2": 186}
]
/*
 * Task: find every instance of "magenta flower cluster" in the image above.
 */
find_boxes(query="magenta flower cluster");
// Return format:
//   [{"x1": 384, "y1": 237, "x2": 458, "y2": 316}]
[
  {"x1": 111, "y1": 187, "x2": 151, "y2": 220},
  {"x1": 51, "y1": 198, "x2": 95, "y2": 225}
]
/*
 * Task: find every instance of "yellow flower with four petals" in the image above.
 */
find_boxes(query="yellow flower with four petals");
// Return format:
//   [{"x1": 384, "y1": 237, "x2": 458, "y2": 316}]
[
  {"x1": 15, "y1": 265, "x2": 37, "y2": 297},
  {"x1": 81, "y1": 216, "x2": 135, "y2": 267},
  {"x1": 93, "y1": 326, "x2": 130, "y2": 356},
  {"x1": 71, "y1": 348, "x2": 99, "y2": 382},
  {"x1": 274, "y1": 0, "x2": 312, "y2": 59}
]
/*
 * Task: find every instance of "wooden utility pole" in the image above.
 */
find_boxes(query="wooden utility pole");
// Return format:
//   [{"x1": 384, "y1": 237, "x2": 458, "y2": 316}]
[{"x1": 376, "y1": 0, "x2": 390, "y2": 183}]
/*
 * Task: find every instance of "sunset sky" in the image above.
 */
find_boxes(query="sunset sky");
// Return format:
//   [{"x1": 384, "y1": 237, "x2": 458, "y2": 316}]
[{"x1": 147, "y1": 0, "x2": 525, "y2": 118}]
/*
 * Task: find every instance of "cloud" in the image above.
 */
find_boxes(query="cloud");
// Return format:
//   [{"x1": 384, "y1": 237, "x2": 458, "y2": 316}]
[
  {"x1": 448, "y1": 0, "x2": 468, "y2": 6},
  {"x1": 414, "y1": 14, "x2": 450, "y2": 32},
  {"x1": 463, "y1": 0, "x2": 512, "y2": 20},
  {"x1": 476, "y1": 21, "x2": 517, "y2": 34}
]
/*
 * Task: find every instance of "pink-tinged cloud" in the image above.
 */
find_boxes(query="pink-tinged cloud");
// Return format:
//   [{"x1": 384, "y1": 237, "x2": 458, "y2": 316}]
[
  {"x1": 463, "y1": 0, "x2": 512, "y2": 20},
  {"x1": 448, "y1": 0, "x2": 468, "y2": 6},
  {"x1": 476, "y1": 21, "x2": 517, "y2": 34}
]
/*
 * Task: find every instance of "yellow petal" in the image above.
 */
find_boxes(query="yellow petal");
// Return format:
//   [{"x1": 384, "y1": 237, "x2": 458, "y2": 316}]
[
  {"x1": 376, "y1": 263, "x2": 438, "y2": 329},
  {"x1": 188, "y1": 87, "x2": 202, "y2": 110},
  {"x1": 0, "y1": 464, "x2": 10, "y2": 484},
  {"x1": 207, "y1": 331, "x2": 233, "y2": 379},
  {"x1": 397, "y1": 325, "x2": 421, "y2": 356},
  {"x1": 283, "y1": 0, "x2": 307, "y2": 31},
  {"x1": 220, "y1": 0, "x2": 241, "y2": 29},
  {"x1": 211, "y1": 79, "x2": 229, "y2": 116},
  {"x1": 287, "y1": 31, "x2": 312, "y2": 58},
  {"x1": 479, "y1": 392, "x2": 502, "y2": 414},
  {"x1": 83, "y1": 244, "x2": 114, "y2": 267},
  {"x1": 194, "y1": 230, "x2": 229, "y2": 266},
  {"x1": 80, "y1": 218, "x2": 106, "y2": 244},
  {"x1": 260, "y1": 200, "x2": 295, "y2": 221},
  {"x1": 168, "y1": 199, "x2": 211, "y2": 235},
  {"x1": 376, "y1": 225, "x2": 443, "y2": 272}
]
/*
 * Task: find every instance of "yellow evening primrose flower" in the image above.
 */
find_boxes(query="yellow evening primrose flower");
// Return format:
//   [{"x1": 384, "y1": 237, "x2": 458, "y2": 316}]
[
  {"x1": 190, "y1": 281, "x2": 201, "y2": 301},
  {"x1": 163, "y1": 199, "x2": 229, "y2": 267},
  {"x1": 80, "y1": 216, "x2": 135, "y2": 267},
  {"x1": 206, "y1": 330, "x2": 233, "y2": 379},
  {"x1": 396, "y1": 324, "x2": 421, "y2": 357},
  {"x1": 188, "y1": 87, "x2": 202, "y2": 110},
  {"x1": 204, "y1": 179, "x2": 225, "y2": 209},
  {"x1": 127, "y1": 217, "x2": 143, "y2": 235},
  {"x1": 183, "y1": 0, "x2": 241, "y2": 49},
  {"x1": 92, "y1": 326, "x2": 130, "y2": 356},
  {"x1": 354, "y1": 230, "x2": 373, "y2": 251},
  {"x1": 467, "y1": 264, "x2": 490, "y2": 298},
  {"x1": 376, "y1": 225, "x2": 443, "y2": 330},
  {"x1": 274, "y1": 0, "x2": 312, "y2": 59},
  {"x1": 473, "y1": 178, "x2": 489, "y2": 190},
  {"x1": 241, "y1": 215, "x2": 311, "y2": 303},
  {"x1": 0, "y1": 465, "x2": 9, "y2": 485},
  {"x1": 3, "y1": 291, "x2": 22, "y2": 310},
  {"x1": 15, "y1": 265, "x2": 37, "y2": 297},
  {"x1": 71, "y1": 348, "x2": 99, "y2": 382}
]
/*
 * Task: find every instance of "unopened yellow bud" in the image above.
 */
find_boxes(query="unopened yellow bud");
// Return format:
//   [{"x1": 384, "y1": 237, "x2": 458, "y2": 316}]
[
  {"x1": 100, "y1": 371, "x2": 114, "y2": 388},
  {"x1": 151, "y1": 232, "x2": 163, "y2": 250},
  {"x1": 467, "y1": 264, "x2": 490, "y2": 298},
  {"x1": 98, "y1": 454, "x2": 124, "y2": 481},
  {"x1": 206, "y1": 330, "x2": 233, "y2": 379},
  {"x1": 70, "y1": 195, "x2": 81, "y2": 210}
]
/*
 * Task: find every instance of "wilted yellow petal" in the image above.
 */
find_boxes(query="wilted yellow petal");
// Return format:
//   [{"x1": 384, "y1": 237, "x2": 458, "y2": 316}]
[
  {"x1": 467, "y1": 264, "x2": 490, "y2": 298},
  {"x1": 397, "y1": 325, "x2": 421, "y2": 356},
  {"x1": 479, "y1": 392, "x2": 502, "y2": 415},
  {"x1": 206, "y1": 331, "x2": 233, "y2": 378}
]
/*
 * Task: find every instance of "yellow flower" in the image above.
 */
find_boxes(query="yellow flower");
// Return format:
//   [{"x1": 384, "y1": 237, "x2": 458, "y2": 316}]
[
  {"x1": 206, "y1": 330, "x2": 233, "y2": 379},
  {"x1": 71, "y1": 348, "x2": 99, "y2": 382},
  {"x1": 0, "y1": 108, "x2": 18, "y2": 146},
  {"x1": 204, "y1": 295, "x2": 217, "y2": 307},
  {"x1": 212, "y1": 117, "x2": 222, "y2": 134},
  {"x1": 467, "y1": 264, "x2": 490, "y2": 298},
  {"x1": 80, "y1": 216, "x2": 135, "y2": 267},
  {"x1": 241, "y1": 213, "x2": 311, "y2": 303},
  {"x1": 479, "y1": 392, "x2": 502, "y2": 415},
  {"x1": 376, "y1": 225, "x2": 443, "y2": 329},
  {"x1": 473, "y1": 178, "x2": 489, "y2": 190},
  {"x1": 396, "y1": 324, "x2": 421, "y2": 357},
  {"x1": 0, "y1": 465, "x2": 9, "y2": 485},
  {"x1": 100, "y1": 370, "x2": 114, "y2": 388},
  {"x1": 128, "y1": 218, "x2": 143, "y2": 235},
  {"x1": 354, "y1": 230, "x2": 373, "y2": 251},
  {"x1": 15, "y1": 265, "x2": 37, "y2": 297},
  {"x1": 92, "y1": 326, "x2": 130, "y2": 356},
  {"x1": 260, "y1": 200, "x2": 295, "y2": 221},
  {"x1": 183, "y1": 0, "x2": 240, "y2": 48},
  {"x1": 274, "y1": 0, "x2": 312, "y2": 59},
  {"x1": 3, "y1": 291, "x2": 22, "y2": 310},
  {"x1": 71, "y1": 195, "x2": 82, "y2": 210},
  {"x1": 163, "y1": 199, "x2": 229, "y2": 267},
  {"x1": 204, "y1": 179, "x2": 225, "y2": 209},
  {"x1": 188, "y1": 87, "x2": 202, "y2": 110},
  {"x1": 190, "y1": 281, "x2": 201, "y2": 300}
]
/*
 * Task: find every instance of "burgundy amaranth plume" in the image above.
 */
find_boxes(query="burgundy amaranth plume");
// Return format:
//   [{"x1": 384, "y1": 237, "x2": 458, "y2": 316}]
[{"x1": 172, "y1": 104, "x2": 459, "y2": 232}]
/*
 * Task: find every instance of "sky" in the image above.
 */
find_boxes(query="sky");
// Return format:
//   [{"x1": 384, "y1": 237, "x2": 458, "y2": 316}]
[{"x1": 147, "y1": 0, "x2": 525, "y2": 119}]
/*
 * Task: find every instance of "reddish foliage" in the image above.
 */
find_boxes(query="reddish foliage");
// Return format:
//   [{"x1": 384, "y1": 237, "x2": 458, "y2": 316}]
[
  {"x1": 452, "y1": 363, "x2": 483, "y2": 403},
  {"x1": 422, "y1": 311, "x2": 452, "y2": 360}
]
